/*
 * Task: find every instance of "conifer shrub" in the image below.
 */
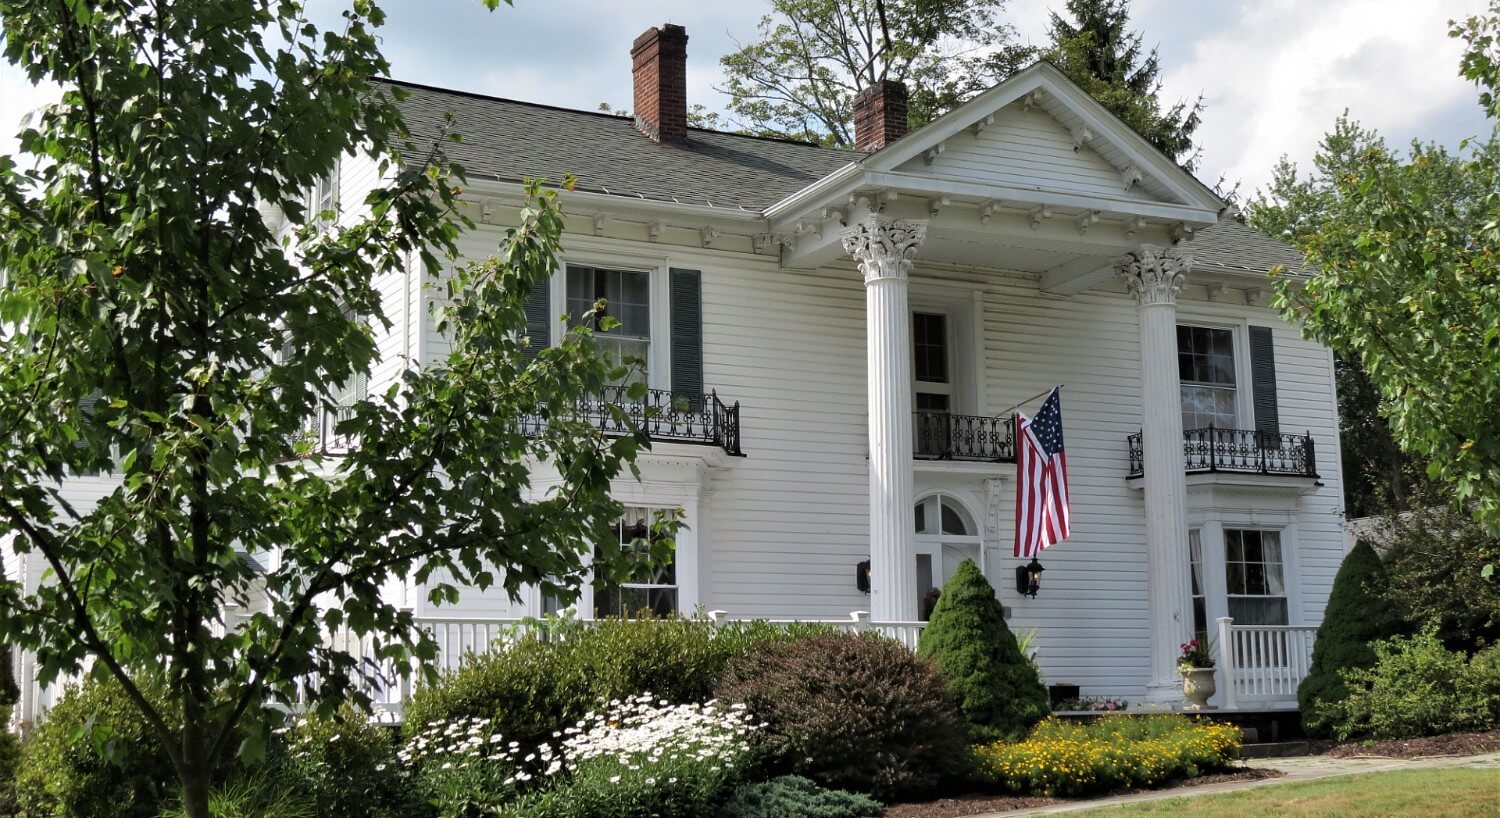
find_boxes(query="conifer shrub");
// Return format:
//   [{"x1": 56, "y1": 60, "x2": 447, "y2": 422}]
[
  {"x1": 1298, "y1": 542, "x2": 1402, "y2": 736},
  {"x1": 716, "y1": 776, "x2": 882, "y2": 818},
  {"x1": 715, "y1": 631, "x2": 969, "y2": 801},
  {"x1": 917, "y1": 559, "x2": 1049, "y2": 741}
]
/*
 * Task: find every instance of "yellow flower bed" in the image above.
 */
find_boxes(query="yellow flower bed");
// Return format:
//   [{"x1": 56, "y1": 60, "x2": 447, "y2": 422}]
[{"x1": 972, "y1": 715, "x2": 1241, "y2": 797}]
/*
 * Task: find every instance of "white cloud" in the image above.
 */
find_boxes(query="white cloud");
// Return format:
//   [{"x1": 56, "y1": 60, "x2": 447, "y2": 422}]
[{"x1": 1161, "y1": 0, "x2": 1489, "y2": 192}]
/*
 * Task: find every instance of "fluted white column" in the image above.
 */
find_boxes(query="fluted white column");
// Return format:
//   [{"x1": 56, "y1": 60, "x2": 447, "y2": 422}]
[
  {"x1": 1121, "y1": 244, "x2": 1195, "y2": 700},
  {"x1": 843, "y1": 214, "x2": 927, "y2": 623}
]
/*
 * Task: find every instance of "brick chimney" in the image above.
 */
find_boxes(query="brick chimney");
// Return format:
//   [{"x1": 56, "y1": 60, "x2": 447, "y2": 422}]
[
  {"x1": 631, "y1": 24, "x2": 689, "y2": 145},
  {"x1": 853, "y1": 80, "x2": 909, "y2": 152}
]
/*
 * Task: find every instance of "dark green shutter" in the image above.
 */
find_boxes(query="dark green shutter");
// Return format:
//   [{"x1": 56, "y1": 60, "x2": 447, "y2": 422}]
[
  {"x1": 1248, "y1": 325, "x2": 1280, "y2": 436},
  {"x1": 523, "y1": 276, "x2": 552, "y2": 360},
  {"x1": 670, "y1": 268, "x2": 703, "y2": 398}
]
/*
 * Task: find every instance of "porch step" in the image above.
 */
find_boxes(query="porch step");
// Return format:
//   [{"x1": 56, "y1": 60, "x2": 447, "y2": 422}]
[{"x1": 1240, "y1": 740, "x2": 1310, "y2": 759}]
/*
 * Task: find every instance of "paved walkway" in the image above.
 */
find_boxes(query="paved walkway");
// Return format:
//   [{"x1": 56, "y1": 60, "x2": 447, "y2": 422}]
[{"x1": 972, "y1": 751, "x2": 1500, "y2": 816}]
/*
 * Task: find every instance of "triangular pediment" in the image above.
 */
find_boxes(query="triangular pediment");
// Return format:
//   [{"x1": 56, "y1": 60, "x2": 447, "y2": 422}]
[
  {"x1": 893, "y1": 102, "x2": 1172, "y2": 205},
  {"x1": 862, "y1": 62, "x2": 1222, "y2": 214}
]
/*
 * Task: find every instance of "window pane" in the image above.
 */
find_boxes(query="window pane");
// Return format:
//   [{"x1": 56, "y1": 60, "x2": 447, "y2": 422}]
[
  {"x1": 940, "y1": 501, "x2": 968, "y2": 535},
  {"x1": 1189, "y1": 530, "x2": 1204, "y2": 596},
  {"x1": 913, "y1": 312, "x2": 948, "y2": 384},
  {"x1": 1225, "y1": 530, "x2": 1243, "y2": 562},
  {"x1": 914, "y1": 500, "x2": 928, "y2": 534},
  {"x1": 1228, "y1": 597, "x2": 1288, "y2": 626},
  {"x1": 1226, "y1": 562, "x2": 1246, "y2": 595},
  {"x1": 916, "y1": 393, "x2": 950, "y2": 412},
  {"x1": 1245, "y1": 562, "x2": 1267, "y2": 595}
]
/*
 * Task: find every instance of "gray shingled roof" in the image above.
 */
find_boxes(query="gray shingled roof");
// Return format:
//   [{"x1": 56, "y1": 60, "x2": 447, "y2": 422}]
[
  {"x1": 1188, "y1": 216, "x2": 1312, "y2": 278},
  {"x1": 381, "y1": 79, "x2": 856, "y2": 211},
  {"x1": 383, "y1": 79, "x2": 1306, "y2": 280}
]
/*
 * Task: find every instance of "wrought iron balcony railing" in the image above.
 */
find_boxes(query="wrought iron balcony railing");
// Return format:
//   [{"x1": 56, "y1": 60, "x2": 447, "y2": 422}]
[
  {"x1": 913, "y1": 411, "x2": 1016, "y2": 463},
  {"x1": 1127, "y1": 426, "x2": 1317, "y2": 478},
  {"x1": 521, "y1": 387, "x2": 743, "y2": 456},
  {"x1": 297, "y1": 390, "x2": 743, "y2": 458}
]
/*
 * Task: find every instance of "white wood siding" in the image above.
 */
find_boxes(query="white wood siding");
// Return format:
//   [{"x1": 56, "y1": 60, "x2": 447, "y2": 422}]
[{"x1": 902, "y1": 107, "x2": 1167, "y2": 203}]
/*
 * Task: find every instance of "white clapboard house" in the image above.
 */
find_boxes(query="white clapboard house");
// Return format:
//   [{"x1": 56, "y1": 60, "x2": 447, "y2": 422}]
[{"x1": 8, "y1": 24, "x2": 1345, "y2": 725}]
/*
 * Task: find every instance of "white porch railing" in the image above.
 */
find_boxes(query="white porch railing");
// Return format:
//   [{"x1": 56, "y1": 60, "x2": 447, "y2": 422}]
[
  {"x1": 1215, "y1": 616, "x2": 1318, "y2": 708},
  {"x1": 9, "y1": 612, "x2": 925, "y2": 729}
]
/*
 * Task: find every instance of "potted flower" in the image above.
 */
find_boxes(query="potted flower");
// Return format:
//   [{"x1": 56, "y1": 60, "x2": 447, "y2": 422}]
[{"x1": 1177, "y1": 638, "x2": 1217, "y2": 709}]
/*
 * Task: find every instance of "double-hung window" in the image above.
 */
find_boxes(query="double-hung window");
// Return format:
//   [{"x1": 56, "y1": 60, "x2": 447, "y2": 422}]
[
  {"x1": 593, "y1": 507, "x2": 678, "y2": 619},
  {"x1": 1177, "y1": 325, "x2": 1238, "y2": 430},
  {"x1": 912, "y1": 311, "x2": 952, "y2": 413},
  {"x1": 567, "y1": 265, "x2": 651, "y2": 387},
  {"x1": 1225, "y1": 529, "x2": 1288, "y2": 626}
]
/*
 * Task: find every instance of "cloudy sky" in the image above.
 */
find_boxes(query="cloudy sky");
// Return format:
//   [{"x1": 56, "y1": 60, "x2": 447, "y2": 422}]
[{"x1": 0, "y1": 0, "x2": 1489, "y2": 193}]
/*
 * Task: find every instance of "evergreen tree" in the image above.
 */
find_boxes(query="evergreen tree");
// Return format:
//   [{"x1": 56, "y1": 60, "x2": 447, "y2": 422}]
[
  {"x1": 917, "y1": 559, "x2": 1048, "y2": 741},
  {"x1": 1045, "y1": 0, "x2": 1203, "y2": 168},
  {"x1": 1297, "y1": 542, "x2": 1402, "y2": 736}
]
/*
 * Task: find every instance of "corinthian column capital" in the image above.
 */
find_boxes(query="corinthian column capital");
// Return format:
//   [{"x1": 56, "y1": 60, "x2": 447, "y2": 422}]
[
  {"x1": 841, "y1": 213, "x2": 927, "y2": 283},
  {"x1": 1120, "y1": 243, "x2": 1193, "y2": 307}
]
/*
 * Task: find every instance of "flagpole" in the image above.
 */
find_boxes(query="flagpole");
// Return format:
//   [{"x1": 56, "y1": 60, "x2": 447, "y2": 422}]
[{"x1": 1000, "y1": 385, "x2": 1063, "y2": 417}]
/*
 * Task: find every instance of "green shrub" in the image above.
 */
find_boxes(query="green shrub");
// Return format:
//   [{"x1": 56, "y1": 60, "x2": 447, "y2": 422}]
[
  {"x1": 973, "y1": 715, "x2": 1240, "y2": 796},
  {"x1": 403, "y1": 617, "x2": 819, "y2": 751},
  {"x1": 716, "y1": 631, "x2": 969, "y2": 801},
  {"x1": 715, "y1": 776, "x2": 882, "y2": 818},
  {"x1": 274, "y1": 708, "x2": 415, "y2": 818},
  {"x1": 918, "y1": 559, "x2": 1049, "y2": 741},
  {"x1": 157, "y1": 774, "x2": 315, "y2": 818},
  {"x1": 12, "y1": 677, "x2": 178, "y2": 818},
  {"x1": 1323, "y1": 629, "x2": 1498, "y2": 740},
  {"x1": 0, "y1": 730, "x2": 21, "y2": 818},
  {"x1": 1298, "y1": 542, "x2": 1401, "y2": 737}
]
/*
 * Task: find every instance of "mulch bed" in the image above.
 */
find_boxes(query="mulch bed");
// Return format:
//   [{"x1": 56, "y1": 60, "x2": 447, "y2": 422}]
[
  {"x1": 1312, "y1": 730, "x2": 1500, "y2": 759},
  {"x1": 882, "y1": 767, "x2": 1279, "y2": 818}
]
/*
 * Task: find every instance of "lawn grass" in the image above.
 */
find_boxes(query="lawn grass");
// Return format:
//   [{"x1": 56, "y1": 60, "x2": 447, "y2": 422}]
[{"x1": 1067, "y1": 767, "x2": 1499, "y2": 817}]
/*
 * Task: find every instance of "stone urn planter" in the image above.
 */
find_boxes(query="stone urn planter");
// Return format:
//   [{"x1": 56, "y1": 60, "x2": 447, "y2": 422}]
[{"x1": 1181, "y1": 667, "x2": 1217, "y2": 710}]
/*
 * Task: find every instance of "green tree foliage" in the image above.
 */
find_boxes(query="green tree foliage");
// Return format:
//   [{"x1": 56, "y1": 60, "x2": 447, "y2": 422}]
[
  {"x1": 1249, "y1": 117, "x2": 1498, "y2": 518},
  {"x1": 1042, "y1": 0, "x2": 1203, "y2": 168},
  {"x1": 718, "y1": 0, "x2": 1027, "y2": 146},
  {"x1": 1298, "y1": 543, "x2": 1401, "y2": 736},
  {"x1": 917, "y1": 559, "x2": 1048, "y2": 741},
  {"x1": 0, "y1": 2, "x2": 649, "y2": 816},
  {"x1": 1270, "y1": 8, "x2": 1500, "y2": 557}
]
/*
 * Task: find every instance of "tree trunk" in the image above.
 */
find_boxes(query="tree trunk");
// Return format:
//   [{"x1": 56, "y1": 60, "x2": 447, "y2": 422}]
[{"x1": 179, "y1": 765, "x2": 211, "y2": 818}]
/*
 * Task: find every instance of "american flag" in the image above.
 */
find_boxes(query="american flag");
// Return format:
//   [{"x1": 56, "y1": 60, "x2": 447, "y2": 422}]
[{"x1": 1015, "y1": 387, "x2": 1070, "y2": 558}]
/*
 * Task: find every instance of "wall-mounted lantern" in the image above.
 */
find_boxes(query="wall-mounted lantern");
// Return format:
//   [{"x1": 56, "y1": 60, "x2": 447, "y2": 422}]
[
  {"x1": 1015, "y1": 557, "x2": 1044, "y2": 598},
  {"x1": 856, "y1": 560, "x2": 871, "y2": 594}
]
